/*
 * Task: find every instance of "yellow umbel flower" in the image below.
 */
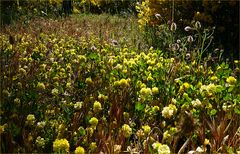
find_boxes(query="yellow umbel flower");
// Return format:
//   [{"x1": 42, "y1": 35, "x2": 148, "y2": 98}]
[
  {"x1": 226, "y1": 76, "x2": 237, "y2": 85},
  {"x1": 53, "y1": 138, "x2": 70, "y2": 152},
  {"x1": 89, "y1": 117, "x2": 98, "y2": 126},
  {"x1": 121, "y1": 124, "x2": 132, "y2": 138},
  {"x1": 75, "y1": 146, "x2": 85, "y2": 154}
]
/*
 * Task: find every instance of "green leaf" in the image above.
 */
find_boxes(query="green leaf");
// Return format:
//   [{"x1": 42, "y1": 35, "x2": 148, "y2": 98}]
[
  {"x1": 210, "y1": 109, "x2": 217, "y2": 116},
  {"x1": 135, "y1": 102, "x2": 145, "y2": 112},
  {"x1": 87, "y1": 52, "x2": 100, "y2": 60},
  {"x1": 78, "y1": 126, "x2": 86, "y2": 136},
  {"x1": 228, "y1": 86, "x2": 234, "y2": 92},
  {"x1": 234, "y1": 108, "x2": 240, "y2": 115}
]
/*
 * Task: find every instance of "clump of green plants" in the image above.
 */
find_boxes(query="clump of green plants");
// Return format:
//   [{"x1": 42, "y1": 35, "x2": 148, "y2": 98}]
[{"x1": 0, "y1": 15, "x2": 239, "y2": 153}]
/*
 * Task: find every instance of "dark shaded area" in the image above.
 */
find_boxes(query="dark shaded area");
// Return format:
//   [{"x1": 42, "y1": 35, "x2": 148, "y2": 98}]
[
  {"x1": 62, "y1": 0, "x2": 73, "y2": 16},
  {"x1": 176, "y1": 1, "x2": 239, "y2": 61},
  {"x1": 77, "y1": 0, "x2": 138, "y2": 16},
  {"x1": 0, "y1": 1, "x2": 18, "y2": 25}
]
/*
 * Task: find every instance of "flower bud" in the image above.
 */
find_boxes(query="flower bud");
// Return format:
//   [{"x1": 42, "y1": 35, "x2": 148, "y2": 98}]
[
  {"x1": 195, "y1": 21, "x2": 201, "y2": 29},
  {"x1": 187, "y1": 35, "x2": 193, "y2": 42},
  {"x1": 184, "y1": 26, "x2": 192, "y2": 32},
  {"x1": 170, "y1": 22, "x2": 177, "y2": 31}
]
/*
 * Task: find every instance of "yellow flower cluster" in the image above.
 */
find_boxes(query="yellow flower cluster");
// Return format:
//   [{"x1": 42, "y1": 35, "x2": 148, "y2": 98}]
[
  {"x1": 74, "y1": 102, "x2": 83, "y2": 110},
  {"x1": 121, "y1": 124, "x2": 132, "y2": 138},
  {"x1": 152, "y1": 142, "x2": 170, "y2": 154},
  {"x1": 89, "y1": 117, "x2": 98, "y2": 126},
  {"x1": 136, "y1": 0, "x2": 151, "y2": 28},
  {"x1": 75, "y1": 146, "x2": 85, "y2": 154},
  {"x1": 26, "y1": 114, "x2": 36, "y2": 124},
  {"x1": 53, "y1": 138, "x2": 70, "y2": 152},
  {"x1": 162, "y1": 104, "x2": 177, "y2": 119},
  {"x1": 114, "y1": 78, "x2": 130, "y2": 88},
  {"x1": 93, "y1": 101, "x2": 102, "y2": 112},
  {"x1": 200, "y1": 83, "x2": 217, "y2": 96},
  {"x1": 140, "y1": 87, "x2": 152, "y2": 97},
  {"x1": 226, "y1": 76, "x2": 237, "y2": 85},
  {"x1": 142, "y1": 125, "x2": 151, "y2": 135}
]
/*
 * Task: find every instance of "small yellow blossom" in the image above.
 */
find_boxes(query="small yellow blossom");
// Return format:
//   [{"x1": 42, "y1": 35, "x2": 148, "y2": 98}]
[
  {"x1": 142, "y1": 125, "x2": 151, "y2": 135},
  {"x1": 226, "y1": 76, "x2": 237, "y2": 85},
  {"x1": 85, "y1": 77, "x2": 93, "y2": 85},
  {"x1": 74, "y1": 102, "x2": 83, "y2": 110},
  {"x1": 93, "y1": 101, "x2": 102, "y2": 112},
  {"x1": 152, "y1": 87, "x2": 159, "y2": 94},
  {"x1": 119, "y1": 78, "x2": 130, "y2": 87},
  {"x1": 158, "y1": 144, "x2": 170, "y2": 154},
  {"x1": 75, "y1": 146, "x2": 85, "y2": 154},
  {"x1": 210, "y1": 76, "x2": 218, "y2": 81},
  {"x1": 183, "y1": 82, "x2": 190, "y2": 89},
  {"x1": 89, "y1": 117, "x2": 98, "y2": 126},
  {"x1": 51, "y1": 88, "x2": 59, "y2": 96},
  {"x1": 89, "y1": 142, "x2": 97, "y2": 151},
  {"x1": 163, "y1": 131, "x2": 171, "y2": 141},
  {"x1": 140, "y1": 87, "x2": 152, "y2": 97},
  {"x1": 53, "y1": 138, "x2": 70, "y2": 152},
  {"x1": 0, "y1": 125, "x2": 5, "y2": 135},
  {"x1": 35, "y1": 136, "x2": 45, "y2": 148},
  {"x1": 27, "y1": 114, "x2": 35, "y2": 122},
  {"x1": 121, "y1": 124, "x2": 132, "y2": 138},
  {"x1": 37, "y1": 82, "x2": 46, "y2": 90},
  {"x1": 191, "y1": 99, "x2": 202, "y2": 108},
  {"x1": 204, "y1": 139, "x2": 210, "y2": 145},
  {"x1": 162, "y1": 104, "x2": 177, "y2": 119}
]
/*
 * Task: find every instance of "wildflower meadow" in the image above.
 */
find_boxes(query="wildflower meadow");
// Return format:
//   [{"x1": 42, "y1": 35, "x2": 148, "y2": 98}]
[{"x1": 0, "y1": 0, "x2": 239, "y2": 153}]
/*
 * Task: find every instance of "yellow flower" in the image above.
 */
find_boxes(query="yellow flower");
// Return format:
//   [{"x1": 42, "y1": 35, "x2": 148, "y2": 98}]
[
  {"x1": 163, "y1": 130, "x2": 171, "y2": 141},
  {"x1": 204, "y1": 139, "x2": 210, "y2": 145},
  {"x1": 37, "y1": 82, "x2": 46, "y2": 90},
  {"x1": 0, "y1": 125, "x2": 5, "y2": 135},
  {"x1": 121, "y1": 124, "x2": 132, "y2": 138},
  {"x1": 74, "y1": 102, "x2": 83, "y2": 110},
  {"x1": 89, "y1": 142, "x2": 97, "y2": 151},
  {"x1": 158, "y1": 144, "x2": 170, "y2": 154},
  {"x1": 51, "y1": 88, "x2": 59, "y2": 96},
  {"x1": 210, "y1": 76, "x2": 218, "y2": 81},
  {"x1": 89, "y1": 117, "x2": 98, "y2": 126},
  {"x1": 53, "y1": 138, "x2": 70, "y2": 152},
  {"x1": 191, "y1": 99, "x2": 202, "y2": 108},
  {"x1": 152, "y1": 106, "x2": 160, "y2": 112},
  {"x1": 93, "y1": 101, "x2": 102, "y2": 112},
  {"x1": 27, "y1": 114, "x2": 35, "y2": 122},
  {"x1": 142, "y1": 125, "x2": 151, "y2": 135},
  {"x1": 162, "y1": 104, "x2": 177, "y2": 119},
  {"x1": 119, "y1": 78, "x2": 130, "y2": 87},
  {"x1": 36, "y1": 136, "x2": 45, "y2": 148},
  {"x1": 226, "y1": 76, "x2": 237, "y2": 85},
  {"x1": 152, "y1": 87, "x2": 159, "y2": 94},
  {"x1": 85, "y1": 77, "x2": 93, "y2": 85},
  {"x1": 140, "y1": 87, "x2": 152, "y2": 97},
  {"x1": 183, "y1": 82, "x2": 190, "y2": 89},
  {"x1": 75, "y1": 146, "x2": 85, "y2": 154}
]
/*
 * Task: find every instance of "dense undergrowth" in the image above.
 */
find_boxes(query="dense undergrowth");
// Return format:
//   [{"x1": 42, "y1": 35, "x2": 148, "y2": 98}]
[{"x1": 0, "y1": 15, "x2": 240, "y2": 153}]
